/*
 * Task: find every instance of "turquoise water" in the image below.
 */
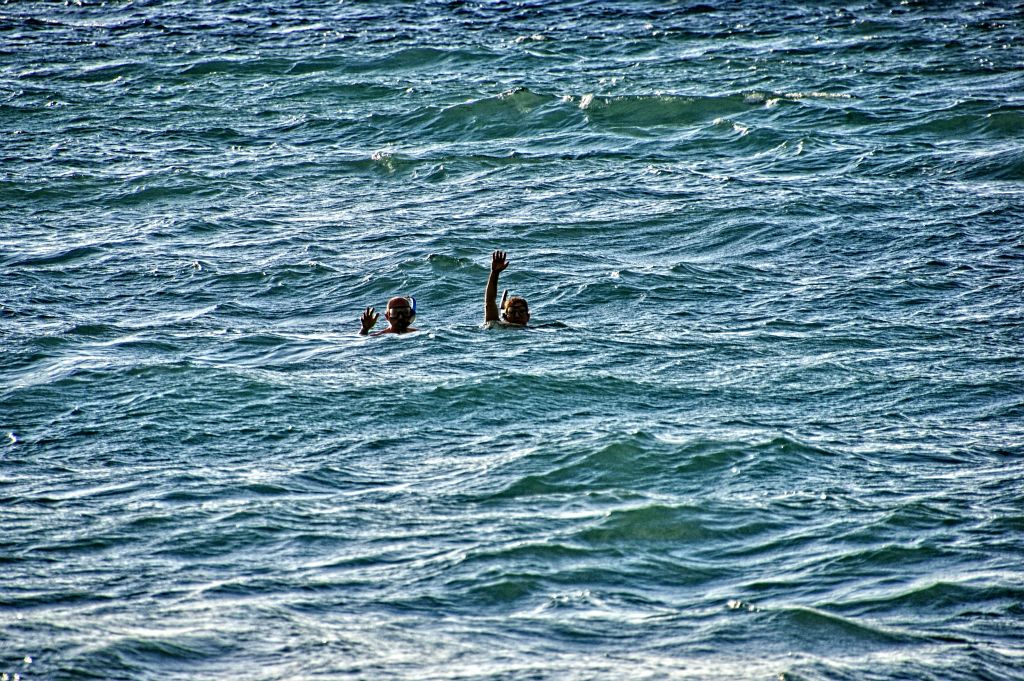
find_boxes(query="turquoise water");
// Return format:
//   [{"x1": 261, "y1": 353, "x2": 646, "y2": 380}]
[{"x1": 2, "y1": 1, "x2": 1023, "y2": 679}]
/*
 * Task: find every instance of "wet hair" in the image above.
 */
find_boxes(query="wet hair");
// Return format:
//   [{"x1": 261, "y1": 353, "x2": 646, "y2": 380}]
[
  {"x1": 504, "y1": 296, "x2": 528, "y2": 312},
  {"x1": 502, "y1": 296, "x2": 529, "y2": 322}
]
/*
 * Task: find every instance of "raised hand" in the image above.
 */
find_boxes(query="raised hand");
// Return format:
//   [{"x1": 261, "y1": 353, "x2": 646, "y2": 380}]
[
  {"x1": 491, "y1": 250, "x2": 509, "y2": 273},
  {"x1": 360, "y1": 306, "x2": 379, "y2": 335}
]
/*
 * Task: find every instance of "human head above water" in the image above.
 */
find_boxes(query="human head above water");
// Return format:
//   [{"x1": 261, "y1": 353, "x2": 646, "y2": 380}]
[
  {"x1": 502, "y1": 295, "x2": 529, "y2": 325},
  {"x1": 385, "y1": 296, "x2": 416, "y2": 331}
]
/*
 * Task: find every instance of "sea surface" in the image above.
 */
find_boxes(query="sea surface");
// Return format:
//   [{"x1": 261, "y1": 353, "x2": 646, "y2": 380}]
[{"x1": 2, "y1": 1, "x2": 1023, "y2": 679}]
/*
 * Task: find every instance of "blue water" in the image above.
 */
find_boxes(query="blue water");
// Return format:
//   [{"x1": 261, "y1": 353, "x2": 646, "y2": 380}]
[{"x1": 3, "y1": 1, "x2": 1024, "y2": 679}]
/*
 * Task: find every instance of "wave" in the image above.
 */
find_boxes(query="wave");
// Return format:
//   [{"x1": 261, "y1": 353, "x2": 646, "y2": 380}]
[
  {"x1": 326, "y1": 87, "x2": 1024, "y2": 176},
  {"x1": 346, "y1": 46, "x2": 493, "y2": 73},
  {"x1": 482, "y1": 430, "x2": 840, "y2": 502},
  {"x1": 769, "y1": 605, "x2": 915, "y2": 646},
  {"x1": 834, "y1": 579, "x2": 1024, "y2": 618},
  {"x1": 365, "y1": 87, "x2": 582, "y2": 142},
  {"x1": 577, "y1": 92, "x2": 754, "y2": 127},
  {"x1": 895, "y1": 102, "x2": 1024, "y2": 140},
  {"x1": 486, "y1": 430, "x2": 673, "y2": 498},
  {"x1": 5, "y1": 245, "x2": 104, "y2": 268},
  {"x1": 179, "y1": 56, "x2": 311, "y2": 78},
  {"x1": 64, "y1": 60, "x2": 154, "y2": 83},
  {"x1": 577, "y1": 503, "x2": 712, "y2": 545},
  {"x1": 357, "y1": 88, "x2": 842, "y2": 143},
  {"x1": 951, "y1": 147, "x2": 1024, "y2": 181},
  {"x1": 176, "y1": 48, "x2": 492, "y2": 80},
  {"x1": 74, "y1": 633, "x2": 232, "y2": 675}
]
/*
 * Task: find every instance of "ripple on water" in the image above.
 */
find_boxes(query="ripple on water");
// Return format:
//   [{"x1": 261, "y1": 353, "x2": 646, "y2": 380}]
[{"x1": 3, "y1": 1, "x2": 1024, "y2": 680}]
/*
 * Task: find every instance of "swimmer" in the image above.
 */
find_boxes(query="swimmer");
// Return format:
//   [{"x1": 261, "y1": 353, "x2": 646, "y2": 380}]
[
  {"x1": 484, "y1": 250, "x2": 530, "y2": 327},
  {"x1": 360, "y1": 296, "x2": 418, "y2": 336}
]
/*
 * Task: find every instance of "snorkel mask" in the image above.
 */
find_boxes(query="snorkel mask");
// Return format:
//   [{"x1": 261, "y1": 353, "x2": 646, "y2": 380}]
[
  {"x1": 500, "y1": 290, "x2": 528, "y2": 323},
  {"x1": 386, "y1": 296, "x2": 416, "y2": 323}
]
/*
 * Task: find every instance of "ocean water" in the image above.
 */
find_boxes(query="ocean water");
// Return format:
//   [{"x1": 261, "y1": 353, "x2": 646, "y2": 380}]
[{"x1": 2, "y1": 1, "x2": 1023, "y2": 679}]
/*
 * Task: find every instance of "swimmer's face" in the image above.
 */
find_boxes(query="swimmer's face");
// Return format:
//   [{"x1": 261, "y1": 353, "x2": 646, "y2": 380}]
[
  {"x1": 502, "y1": 298, "x2": 530, "y2": 325},
  {"x1": 385, "y1": 298, "x2": 414, "y2": 331}
]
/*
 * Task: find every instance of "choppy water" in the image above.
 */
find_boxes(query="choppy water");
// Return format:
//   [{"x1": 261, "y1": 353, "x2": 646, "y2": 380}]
[{"x1": 3, "y1": 1, "x2": 1024, "y2": 679}]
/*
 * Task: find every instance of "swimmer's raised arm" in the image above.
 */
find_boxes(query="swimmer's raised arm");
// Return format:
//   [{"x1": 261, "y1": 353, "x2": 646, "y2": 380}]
[
  {"x1": 359, "y1": 306, "x2": 379, "y2": 335},
  {"x1": 485, "y1": 250, "x2": 509, "y2": 323}
]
